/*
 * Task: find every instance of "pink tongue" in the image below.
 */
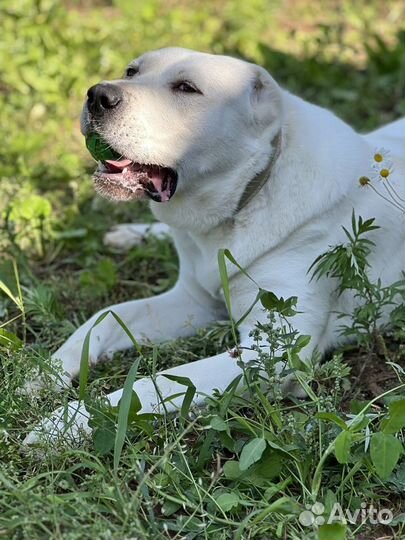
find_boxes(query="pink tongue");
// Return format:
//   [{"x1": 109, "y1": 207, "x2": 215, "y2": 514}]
[
  {"x1": 104, "y1": 159, "x2": 133, "y2": 172},
  {"x1": 150, "y1": 171, "x2": 170, "y2": 202}
]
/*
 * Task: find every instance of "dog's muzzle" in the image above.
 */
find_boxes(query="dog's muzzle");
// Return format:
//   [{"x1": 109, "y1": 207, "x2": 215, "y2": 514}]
[{"x1": 84, "y1": 83, "x2": 178, "y2": 203}]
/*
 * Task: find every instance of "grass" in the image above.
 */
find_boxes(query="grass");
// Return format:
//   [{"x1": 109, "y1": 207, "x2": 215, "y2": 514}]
[{"x1": 1, "y1": 0, "x2": 405, "y2": 538}]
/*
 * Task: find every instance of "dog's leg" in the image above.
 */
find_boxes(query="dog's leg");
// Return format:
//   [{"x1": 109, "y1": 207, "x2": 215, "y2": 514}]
[
  {"x1": 24, "y1": 290, "x2": 319, "y2": 444},
  {"x1": 103, "y1": 222, "x2": 171, "y2": 250},
  {"x1": 30, "y1": 285, "x2": 220, "y2": 392},
  {"x1": 24, "y1": 346, "x2": 257, "y2": 444}
]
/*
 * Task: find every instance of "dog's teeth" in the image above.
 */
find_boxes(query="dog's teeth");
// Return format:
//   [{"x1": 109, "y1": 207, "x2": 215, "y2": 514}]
[{"x1": 123, "y1": 167, "x2": 128, "y2": 173}]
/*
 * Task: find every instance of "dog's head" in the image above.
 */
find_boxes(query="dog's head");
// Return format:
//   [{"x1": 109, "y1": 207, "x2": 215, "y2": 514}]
[{"x1": 81, "y1": 47, "x2": 283, "y2": 213}]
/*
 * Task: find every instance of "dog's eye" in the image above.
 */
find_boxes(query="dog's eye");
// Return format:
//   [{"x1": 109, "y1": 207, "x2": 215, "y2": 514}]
[
  {"x1": 125, "y1": 67, "x2": 138, "y2": 78},
  {"x1": 172, "y1": 81, "x2": 202, "y2": 94}
]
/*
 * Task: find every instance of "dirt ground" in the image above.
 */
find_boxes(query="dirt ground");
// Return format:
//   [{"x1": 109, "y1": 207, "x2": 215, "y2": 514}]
[{"x1": 344, "y1": 340, "x2": 405, "y2": 404}]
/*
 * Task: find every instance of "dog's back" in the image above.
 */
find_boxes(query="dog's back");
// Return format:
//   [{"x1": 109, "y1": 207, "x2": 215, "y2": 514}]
[{"x1": 364, "y1": 117, "x2": 405, "y2": 159}]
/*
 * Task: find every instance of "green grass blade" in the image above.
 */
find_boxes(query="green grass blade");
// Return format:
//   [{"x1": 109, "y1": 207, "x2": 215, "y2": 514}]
[
  {"x1": 113, "y1": 358, "x2": 141, "y2": 473},
  {"x1": 78, "y1": 311, "x2": 110, "y2": 400},
  {"x1": 79, "y1": 310, "x2": 143, "y2": 401},
  {"x1": 162, "y1": 374, "x2": 196, "y2": 422}
]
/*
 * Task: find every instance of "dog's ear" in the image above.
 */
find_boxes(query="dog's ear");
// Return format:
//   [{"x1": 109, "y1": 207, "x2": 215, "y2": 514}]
[{"x1": 249, "y1": 67, "x2": 283, "y2": 129}]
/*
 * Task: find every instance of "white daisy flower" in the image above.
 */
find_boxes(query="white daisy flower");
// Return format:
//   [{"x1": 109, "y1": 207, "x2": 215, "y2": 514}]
[
  {"x1": 372, "y1": 147, "x2": 390, "y2": 164},
  {"x1": 371, "y1": 162, "x2": 394, "y2": 182}
]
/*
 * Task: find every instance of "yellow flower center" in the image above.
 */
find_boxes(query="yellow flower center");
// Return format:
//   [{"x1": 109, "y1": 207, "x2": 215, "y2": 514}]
[
  {"x1": 359, "y1": 176, "x2": 370, "y2": 186},
  {"x1": 374, "y1": 153, "x2": 383, "y2": 162},
  {"x1": 380, "y1": 168, "x2": 390, "y2": 178}
]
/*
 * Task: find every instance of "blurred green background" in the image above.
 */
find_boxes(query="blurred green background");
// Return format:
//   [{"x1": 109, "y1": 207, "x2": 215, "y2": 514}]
[{"x1": 0, "y1": 0, "x2": 404, "y2": 341}]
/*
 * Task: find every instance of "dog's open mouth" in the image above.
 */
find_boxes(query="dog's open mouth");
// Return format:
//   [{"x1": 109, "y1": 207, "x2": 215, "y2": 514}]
[{"x1": 94, "y1": 159, "x2": 178, "y2": 203}]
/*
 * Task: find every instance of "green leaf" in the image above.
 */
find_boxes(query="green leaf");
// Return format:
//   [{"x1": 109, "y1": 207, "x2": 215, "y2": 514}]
[
  {"x1": 218, "y1": 431, "x2": 235, "y2": 452},
  {"x1": 267, "y1": 496, "x2": 296, "y2": 514},
  {"x1": 90, "y1": 403, "x2": 117, "y2": 456},
  {"x1": 334, "y1": 431, "x2": 353, "y2": 464},
  {"x1": 350, "y1": 399, "x2": 371, "y2": 415},
  {"x1": 324, "y1": 489, "x2": 338, "y2": 515},
  {"x1": 347, "y1": 413, "x2": 370, "y2": 432},
  {"x1": 130, "y1": 413, "x2": 158, "y2": 436},
  {"x1": 317, "y1": 412, "x2": 348, "y2": 430},
  {"x1": 251, "y1": 451, "x2": 284, "y2": 481},
  {"x1": 223, "y1": 450, "x2": 284, "y2": 485},
  {"x1": 161, "y1": 500, "x2": 181, "y2": 517},
  {"x1": 9, "y1": 194, "x2": 51, "y2": 221},
  {"x1": 260, "y1": 291, "x2": 298, "y2": 316},
  {"x1": 215, "y1": 492, "x2": 240, "y2": 512},
  {"x1": 0, "y1": 328, "x2": 23, "y2": 350},
  {"x1": 85, "y1": 132, "x2": 121, "y2": 161},
  {"x1": 162, "y1": 374, "x2": 196, "y2": 421},
  {"x1": 239, "y1": 438, "x2": 267, "y2": 471},
  {"x1": 382, "y1": 399, "x2": 405, "y2": 434},
  {"x1": 125, "y1": 391, "x2": 142, "y2": 422},
  {"x1": 196, "y1": 430, "x2": 215, "y2": 470},
  {"x1": 93, "y1": 425, "x2": 115, "y2": 455},
  {"x1": 318, "y1": 523, "x2": 347, "y2": 540},
  {"x1": 295, "y1": 334, "x2": 311, "y2": 350},
  {"x1": 223, "y1": 461, "x2": 241, "y2": 480},
  {"x1": 259, "y1": 290, "x2": 280, "y2": 311},
  {"x1": 210, "y1": 416, "x2": 228, "y2": 432},
  {"x1": 370, "y1": 432, "x2": 403, "y2": 479}
]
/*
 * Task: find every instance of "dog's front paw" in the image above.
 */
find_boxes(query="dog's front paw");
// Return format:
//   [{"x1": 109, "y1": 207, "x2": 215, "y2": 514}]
[
  {"x1": 20, "y1": 345, "x2": 85, "y2": 397},
  {"x1": 104, "y1": 223, "x2": 150, "y2": 250},
  {"x1": 23, "y1": 400, "x2": 91, "y2": 446},
  {"x1": 21, "y1": 367, "x2": 73, "y2": 397}
]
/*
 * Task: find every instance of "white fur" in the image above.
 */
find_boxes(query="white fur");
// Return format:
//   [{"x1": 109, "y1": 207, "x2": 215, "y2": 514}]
[{"x1": 25, "y1": 48, "x2": 404, "y2": 444}]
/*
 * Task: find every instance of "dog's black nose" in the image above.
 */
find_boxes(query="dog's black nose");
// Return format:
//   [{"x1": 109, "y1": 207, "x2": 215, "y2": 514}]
[{"x1": 87, "y1": 83, "x2": 123, "y2": 115}]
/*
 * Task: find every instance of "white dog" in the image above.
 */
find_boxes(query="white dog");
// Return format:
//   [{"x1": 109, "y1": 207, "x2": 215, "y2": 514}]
[{"x1": 25, "y1": 47, "x2": 404, "y2": 443}]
